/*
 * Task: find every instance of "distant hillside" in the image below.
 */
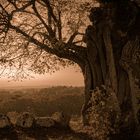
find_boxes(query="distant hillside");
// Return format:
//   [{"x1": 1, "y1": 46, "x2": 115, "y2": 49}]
[{"x1": 0, "y1": 86, "x2": 84, "y2": 117}]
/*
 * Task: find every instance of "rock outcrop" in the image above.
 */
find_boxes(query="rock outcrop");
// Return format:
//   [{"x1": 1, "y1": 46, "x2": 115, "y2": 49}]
[
  {"x1": 52, "y1": 112, "x2": 70, "y2": 127},
  {"x1": 0, "y1": 111, "x2": 71, "y2": 129},
  {"x1": 36, "y1": 117, "x2": 55, "y2": 128},
  {"x1": 0, "y1": 114, "x2": 11, "y2": 128},
  {"x1": 16, "y1": 112, "x2": 35, "y2": 128}
]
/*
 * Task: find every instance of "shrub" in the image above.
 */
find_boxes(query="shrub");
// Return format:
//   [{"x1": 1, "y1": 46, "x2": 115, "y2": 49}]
[{"x1": 84, "y1": 85, "x2": 120, "y2": 140}]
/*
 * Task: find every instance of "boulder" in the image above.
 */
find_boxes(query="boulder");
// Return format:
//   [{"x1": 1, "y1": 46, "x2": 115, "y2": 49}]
[
  {"x1": 35, "y1": 117, "x2": 55, "y2": 128},
  {"x1": 0, "y1": 114, "x2": 11, "y2": 128},
  {"x1": 16, "y1": 112, "x2": 35, "y2": 128},
  {"x1": 51, "y1": 112, "x2": 70, "y2": 127},
  {"x1": 7, "y1": 111, "x2": 19, "y2": 125}
]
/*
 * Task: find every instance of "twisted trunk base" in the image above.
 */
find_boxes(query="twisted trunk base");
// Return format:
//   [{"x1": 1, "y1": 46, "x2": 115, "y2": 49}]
[{"x1": 81, "y1": 65, "x2": 139, "y2": 138}]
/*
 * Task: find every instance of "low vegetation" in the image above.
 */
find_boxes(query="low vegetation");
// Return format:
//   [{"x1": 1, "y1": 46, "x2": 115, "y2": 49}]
[
  {"x1": 0, "y1": 86, "x2": 93, "y2": 140},
  {"x1": 0, "y1": 86, "x2": 84, "y2": 117}
]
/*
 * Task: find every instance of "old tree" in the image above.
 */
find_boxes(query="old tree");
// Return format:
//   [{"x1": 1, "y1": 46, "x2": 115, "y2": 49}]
[{"x1": 0, "y1": 0, "x2": 140, "y2": 138}]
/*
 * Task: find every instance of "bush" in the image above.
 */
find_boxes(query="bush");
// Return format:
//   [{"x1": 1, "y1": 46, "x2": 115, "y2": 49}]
[{"x1": 85, "y1": 85, "x2": 120, "y2": 140}]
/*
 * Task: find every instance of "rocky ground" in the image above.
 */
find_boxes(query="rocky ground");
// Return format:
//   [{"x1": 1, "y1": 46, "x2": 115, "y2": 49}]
[
  {"x1": 0, "y1": 87, "x2": 91, "y2": 140},
  {"x1": 0, "y1": 112, "x2": 92, "y2": 140}
]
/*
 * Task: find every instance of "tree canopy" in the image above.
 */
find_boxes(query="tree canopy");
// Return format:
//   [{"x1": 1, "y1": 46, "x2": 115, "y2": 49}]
[{"x1": 0, "y1": 0, "x2": 98, "y2": 79}]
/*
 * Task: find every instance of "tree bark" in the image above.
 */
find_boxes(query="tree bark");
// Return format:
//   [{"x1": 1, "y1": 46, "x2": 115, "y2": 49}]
[
  {"x1": 81, "y1": 62, "x2": 93, "y2": 125},
  {"x1": 82, "y1": 2, "x2": 140, "y2": 138}
]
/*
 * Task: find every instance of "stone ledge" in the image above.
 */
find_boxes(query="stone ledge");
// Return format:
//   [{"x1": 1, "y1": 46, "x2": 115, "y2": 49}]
[{"x1": 0, "y1": 112, "x2": 70, "y2": 129}]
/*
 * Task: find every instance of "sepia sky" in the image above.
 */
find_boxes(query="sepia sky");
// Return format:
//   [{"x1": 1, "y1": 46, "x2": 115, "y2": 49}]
[{"x1": 0, "y1": 66, "x2": 84, "y2": 88}]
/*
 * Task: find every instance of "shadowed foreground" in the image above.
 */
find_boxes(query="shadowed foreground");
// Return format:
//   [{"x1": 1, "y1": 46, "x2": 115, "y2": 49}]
[
  {"x1": 0, "y1": 126, "x2": 92, "y2": 140},
  {"x1": 1, "y1": 124, "x2": 140, "y2": 140}
]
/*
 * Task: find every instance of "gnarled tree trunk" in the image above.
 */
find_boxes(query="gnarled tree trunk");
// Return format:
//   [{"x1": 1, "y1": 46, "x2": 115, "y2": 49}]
[{"x1": 81, "y1": 1, "x2": 140, "y2": 138}]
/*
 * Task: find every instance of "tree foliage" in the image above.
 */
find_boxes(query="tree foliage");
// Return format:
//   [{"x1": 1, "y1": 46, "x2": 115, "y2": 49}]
[{"x1": 0, "y1": 0, "x2": 99, "y2": 79}]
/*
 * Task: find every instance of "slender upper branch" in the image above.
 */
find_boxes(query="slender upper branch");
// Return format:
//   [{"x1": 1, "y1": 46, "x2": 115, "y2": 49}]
[
  {"x1": 42, "y1": 0, "x2": 58, "y2": 23},
  {"x1": 32, "y1": 1, "x2": 55, "y2": 37}
]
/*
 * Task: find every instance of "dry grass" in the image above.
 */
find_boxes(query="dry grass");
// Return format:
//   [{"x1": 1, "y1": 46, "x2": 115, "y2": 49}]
[
  {"x1": 0, "y1": 86, "x2": 92, "y2": 140},
  {"x1": 0, "y1": 86, "x2": 84, "y2": 116}
]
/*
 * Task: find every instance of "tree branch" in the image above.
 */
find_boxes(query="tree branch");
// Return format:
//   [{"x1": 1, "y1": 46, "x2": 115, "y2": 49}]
[
  {"x1": 9, "y1": 0, "x2": 34, "y2": 16},
  {"x1": 42, "y1": 0, "x2": 58, "y2": 23},
  {"x1": 9, "y1": 24, "x2": 54, "y2": 53},
  {"x1": 32, "y1": 2, "x2": 55, "y2": 37},
  {"x1": 57, "y1": 9, "x2": 62, "y2": 40},
  {"x1": 9, "y1": 24, "x2": 86, "y2": 67}
]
